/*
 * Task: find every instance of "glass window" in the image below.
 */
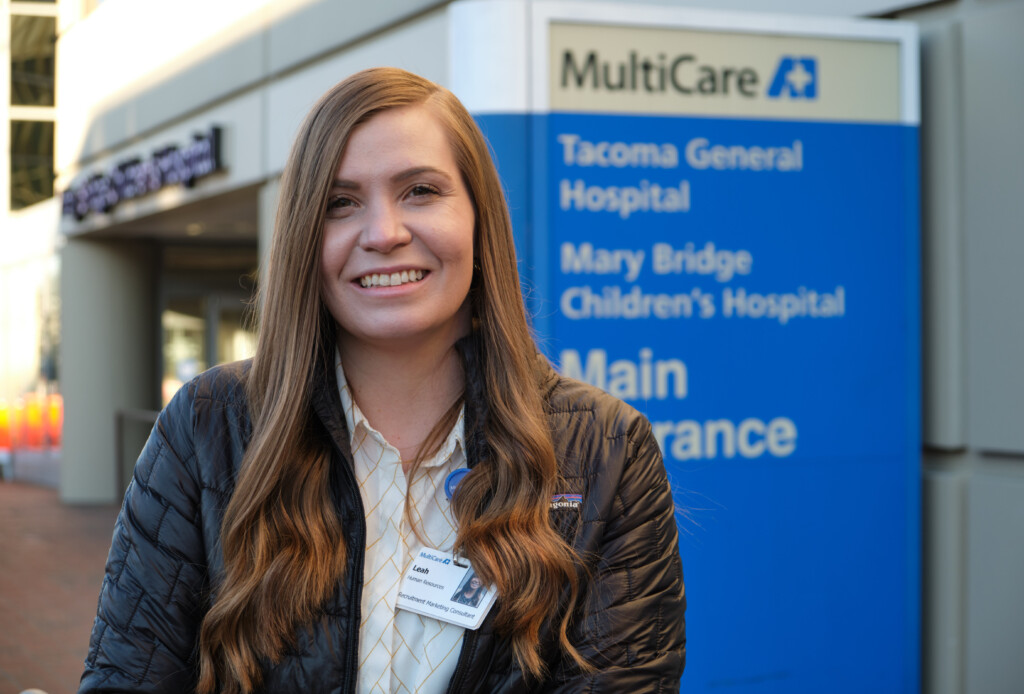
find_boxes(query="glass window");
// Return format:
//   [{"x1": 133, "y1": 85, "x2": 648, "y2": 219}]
[
  {"x1": 10, "y1": 120, "x2": 55, "y2": 210},
  {"x1": 162, "y1": 301, "x2": 207, "y2": 405},
  {"x1": 11, "y1": 15, "x2": 56, "y2": 106}
]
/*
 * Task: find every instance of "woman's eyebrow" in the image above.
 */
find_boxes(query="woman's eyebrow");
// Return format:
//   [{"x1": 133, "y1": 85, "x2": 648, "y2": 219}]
[
  {"x1": 392, "y1": 166, "x2": 452, "y2": 184},
  {"x1": 330, "y1": 167, "x2": 452, "y2": 190}
]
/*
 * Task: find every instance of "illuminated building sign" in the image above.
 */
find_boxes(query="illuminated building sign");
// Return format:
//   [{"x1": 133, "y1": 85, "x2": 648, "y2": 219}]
[{"x1": 61, "y1": 126, "x2": 223, "y2": 220}]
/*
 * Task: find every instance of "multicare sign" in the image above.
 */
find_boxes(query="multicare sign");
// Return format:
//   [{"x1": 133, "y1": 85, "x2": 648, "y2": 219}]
[{"x1": 460, "y1": 4, "x2": 919, "y2": 692}]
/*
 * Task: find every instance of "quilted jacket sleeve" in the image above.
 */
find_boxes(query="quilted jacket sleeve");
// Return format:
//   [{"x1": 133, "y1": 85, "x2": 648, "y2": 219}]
[
  {"x1": 553, "y1": 415, "x2": 686, "y2": 692},
  {"x1": 78, "y1": 385, "x2": 207, "y2": 693}
]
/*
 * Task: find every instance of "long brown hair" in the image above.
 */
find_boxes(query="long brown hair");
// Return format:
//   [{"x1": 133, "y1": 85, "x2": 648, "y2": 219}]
[{"x1": 197, "y1": 68, "x2": 584, "y2": 692}]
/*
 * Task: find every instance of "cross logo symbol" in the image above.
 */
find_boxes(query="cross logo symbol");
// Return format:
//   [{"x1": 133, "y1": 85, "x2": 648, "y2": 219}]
[
  {"x1": 766, "y1": 57, "x2": 818, "y2": 100},
  {"x1": 785, "y1": 61, "x2": 814, "y2": 95}
]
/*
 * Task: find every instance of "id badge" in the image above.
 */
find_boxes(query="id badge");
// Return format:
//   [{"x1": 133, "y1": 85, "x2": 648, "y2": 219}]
[{"x1": 396, "y1": 548, "x2": 497, "y2": 630}]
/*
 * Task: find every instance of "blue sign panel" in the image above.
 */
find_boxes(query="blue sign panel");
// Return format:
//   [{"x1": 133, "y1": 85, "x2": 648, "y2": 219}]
[
  {"x1": 476, "y1": 104, "x2": 919, "y2": 692},
  {"x1": 547, "y1": 112, "x2": 920, "y2": 691}
]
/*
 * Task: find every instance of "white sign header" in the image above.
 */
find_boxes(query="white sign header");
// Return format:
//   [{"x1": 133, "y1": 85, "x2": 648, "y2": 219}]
[{"x1": 550, "y1": 22, "x2": 902, "y2": 122}]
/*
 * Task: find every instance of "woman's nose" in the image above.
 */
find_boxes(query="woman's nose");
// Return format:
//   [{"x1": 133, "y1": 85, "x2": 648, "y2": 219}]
[{"x1": 359, "y1": 202, "x2": 412, "y2": 253}]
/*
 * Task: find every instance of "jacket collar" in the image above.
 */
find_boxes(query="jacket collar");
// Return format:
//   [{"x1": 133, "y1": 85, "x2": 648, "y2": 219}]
[{"x1": 310, "y1": 345, "x2": 355, "y2": 469}]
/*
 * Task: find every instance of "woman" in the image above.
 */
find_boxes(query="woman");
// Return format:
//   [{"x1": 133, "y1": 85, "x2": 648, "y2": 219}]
[
  {"x1": 79, "y1": 67, "x2": 685, "y2": 694},
  {"x1": 452, "y1": 575, "x2": 486, "y2": 608}
]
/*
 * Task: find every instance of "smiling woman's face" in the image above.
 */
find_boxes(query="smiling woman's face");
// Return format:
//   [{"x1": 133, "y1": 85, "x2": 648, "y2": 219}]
[
  {"x1": 468, "y1": 576, "x2": 482, "y2": 590},
  {"x1": 319, "y1": 104, "x2": 475, "y2": 355}
]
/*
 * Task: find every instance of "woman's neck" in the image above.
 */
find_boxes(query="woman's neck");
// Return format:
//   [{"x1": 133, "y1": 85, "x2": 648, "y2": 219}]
[{"x1": 338, "y1": 335, "x2": 465, "y2": 465}]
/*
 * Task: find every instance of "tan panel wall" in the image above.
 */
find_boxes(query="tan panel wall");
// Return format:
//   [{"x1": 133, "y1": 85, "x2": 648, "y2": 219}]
[{"x1": 60, "y1": 238, "x2": 156, "y2": 503}]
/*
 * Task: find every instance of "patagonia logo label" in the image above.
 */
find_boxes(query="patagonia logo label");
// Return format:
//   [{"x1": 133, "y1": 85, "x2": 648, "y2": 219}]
[{"x1": 550, "y1": 493, "x2": 583, "y2": 510}]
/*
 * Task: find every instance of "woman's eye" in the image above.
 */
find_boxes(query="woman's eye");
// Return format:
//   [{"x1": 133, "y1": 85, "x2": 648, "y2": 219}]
[
  {"x1": 408, "y1": 184, "x2": 440, "y2": 199},
  {"x1": 326, "y1": 196, "x2": 355, "y2": 216}
]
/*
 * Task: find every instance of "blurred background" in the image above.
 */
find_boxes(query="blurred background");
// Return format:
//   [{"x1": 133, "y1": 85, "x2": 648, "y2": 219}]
[{"x1": 1, "y1": 0, "x2": 1021, "y2": 692}]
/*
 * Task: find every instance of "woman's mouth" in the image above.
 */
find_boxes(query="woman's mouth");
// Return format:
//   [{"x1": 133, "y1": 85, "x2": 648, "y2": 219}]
[{"x1": 358, "y1": 269, "x2": 426, "y2": 288}]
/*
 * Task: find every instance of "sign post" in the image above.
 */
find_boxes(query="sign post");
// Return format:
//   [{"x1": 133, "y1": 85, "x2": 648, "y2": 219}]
[{"x1": 453, "y1": 3, "x2": 919, "y2": 691}]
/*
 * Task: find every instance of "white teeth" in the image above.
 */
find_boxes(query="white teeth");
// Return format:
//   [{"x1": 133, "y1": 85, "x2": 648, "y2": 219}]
[{"x1": 359, "y1": 270, "x2": 425, "y2": 288}]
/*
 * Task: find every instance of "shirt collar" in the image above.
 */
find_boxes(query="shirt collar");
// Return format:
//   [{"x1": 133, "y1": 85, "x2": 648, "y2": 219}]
[{"x1": 334, "y1": 350, "x2": 465, "y2": 468}]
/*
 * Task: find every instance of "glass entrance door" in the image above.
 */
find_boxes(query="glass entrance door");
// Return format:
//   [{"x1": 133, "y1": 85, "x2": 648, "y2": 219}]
[
  {"x1": 161, "y1": 292, "x2": 256, "y2": 405},
  {"x1": 159, "y1": 243, "x2": 258, "y2": 406}
]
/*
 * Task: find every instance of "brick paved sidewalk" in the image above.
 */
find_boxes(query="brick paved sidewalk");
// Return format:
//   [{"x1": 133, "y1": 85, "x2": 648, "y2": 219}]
[{"x1": 0, "y1": 482, "x2": 120, "y2": 694}]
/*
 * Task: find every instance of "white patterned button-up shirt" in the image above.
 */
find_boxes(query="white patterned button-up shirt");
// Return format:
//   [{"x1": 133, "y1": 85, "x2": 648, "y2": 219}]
[{"x1": 335, "y1": 358, "x2": 466, "y2": 694}]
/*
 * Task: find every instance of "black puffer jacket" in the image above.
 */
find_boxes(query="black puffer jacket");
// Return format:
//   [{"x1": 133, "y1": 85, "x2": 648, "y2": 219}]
[{"x1": 79, "y1": 354, "x2": 686, "y2": 693}]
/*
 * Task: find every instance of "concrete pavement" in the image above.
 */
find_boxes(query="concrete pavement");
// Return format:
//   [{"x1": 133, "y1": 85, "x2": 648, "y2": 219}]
[{"x1": 0, "y1": 481, "x2": 120, "y2": 694}]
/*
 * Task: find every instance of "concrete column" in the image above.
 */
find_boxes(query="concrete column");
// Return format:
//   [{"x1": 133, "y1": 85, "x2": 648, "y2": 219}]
[
  {"x1": 964, "y1": 466, "x2": 1024, "y2": 692},
  {"x1": 919, "y1": 22, "x2": 965, "y2": 450},
  {"x1": 257, "y1": 176, "x2": 280, "y2": 277},
  {"x1": 59, "y1": 237, "x2": 156, "y2": 503},
  {"x1": 922, "y1": 459, "x2": 967, "y2": 694}
]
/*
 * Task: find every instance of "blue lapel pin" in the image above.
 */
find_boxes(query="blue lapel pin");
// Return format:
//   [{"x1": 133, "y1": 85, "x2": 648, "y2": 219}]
[{"x1": 445, "y1": 468, "x2": 471, "y2": 501}]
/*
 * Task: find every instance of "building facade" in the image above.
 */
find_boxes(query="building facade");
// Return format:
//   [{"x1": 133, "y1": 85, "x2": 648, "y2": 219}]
[
  {"x1": 1, "y1": 0, "x2": 61, "y2": 481},
  {"x1": 1, "y1": 0, "x2": 1019, "y2": 691}
]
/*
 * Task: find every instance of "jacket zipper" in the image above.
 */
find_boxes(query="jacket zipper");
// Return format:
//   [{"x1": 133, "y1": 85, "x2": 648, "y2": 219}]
[
  {"x1": 345, "y1": 471, "x2": 366, "y2": 694},
  {"x1": 345, "y1": 550, "x2": 364, "y2": 692},
  {"x1": 328, "y1": 434, "x2": 366, "y2": 694},
  {"x1": 446, "y1": 629, "x2": 478, "y2": 693},
  {"x1": 344, "y1": 516, "x2": 365, "y2": 694}
]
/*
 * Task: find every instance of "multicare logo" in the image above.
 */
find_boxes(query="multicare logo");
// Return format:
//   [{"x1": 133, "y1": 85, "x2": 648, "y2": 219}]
[
  {"x1": 767, "y1": 57, "x2": 818, "y2": 99},
  {"x1": 419, "y1": 551, "x2": 452, "y2": 565}
]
